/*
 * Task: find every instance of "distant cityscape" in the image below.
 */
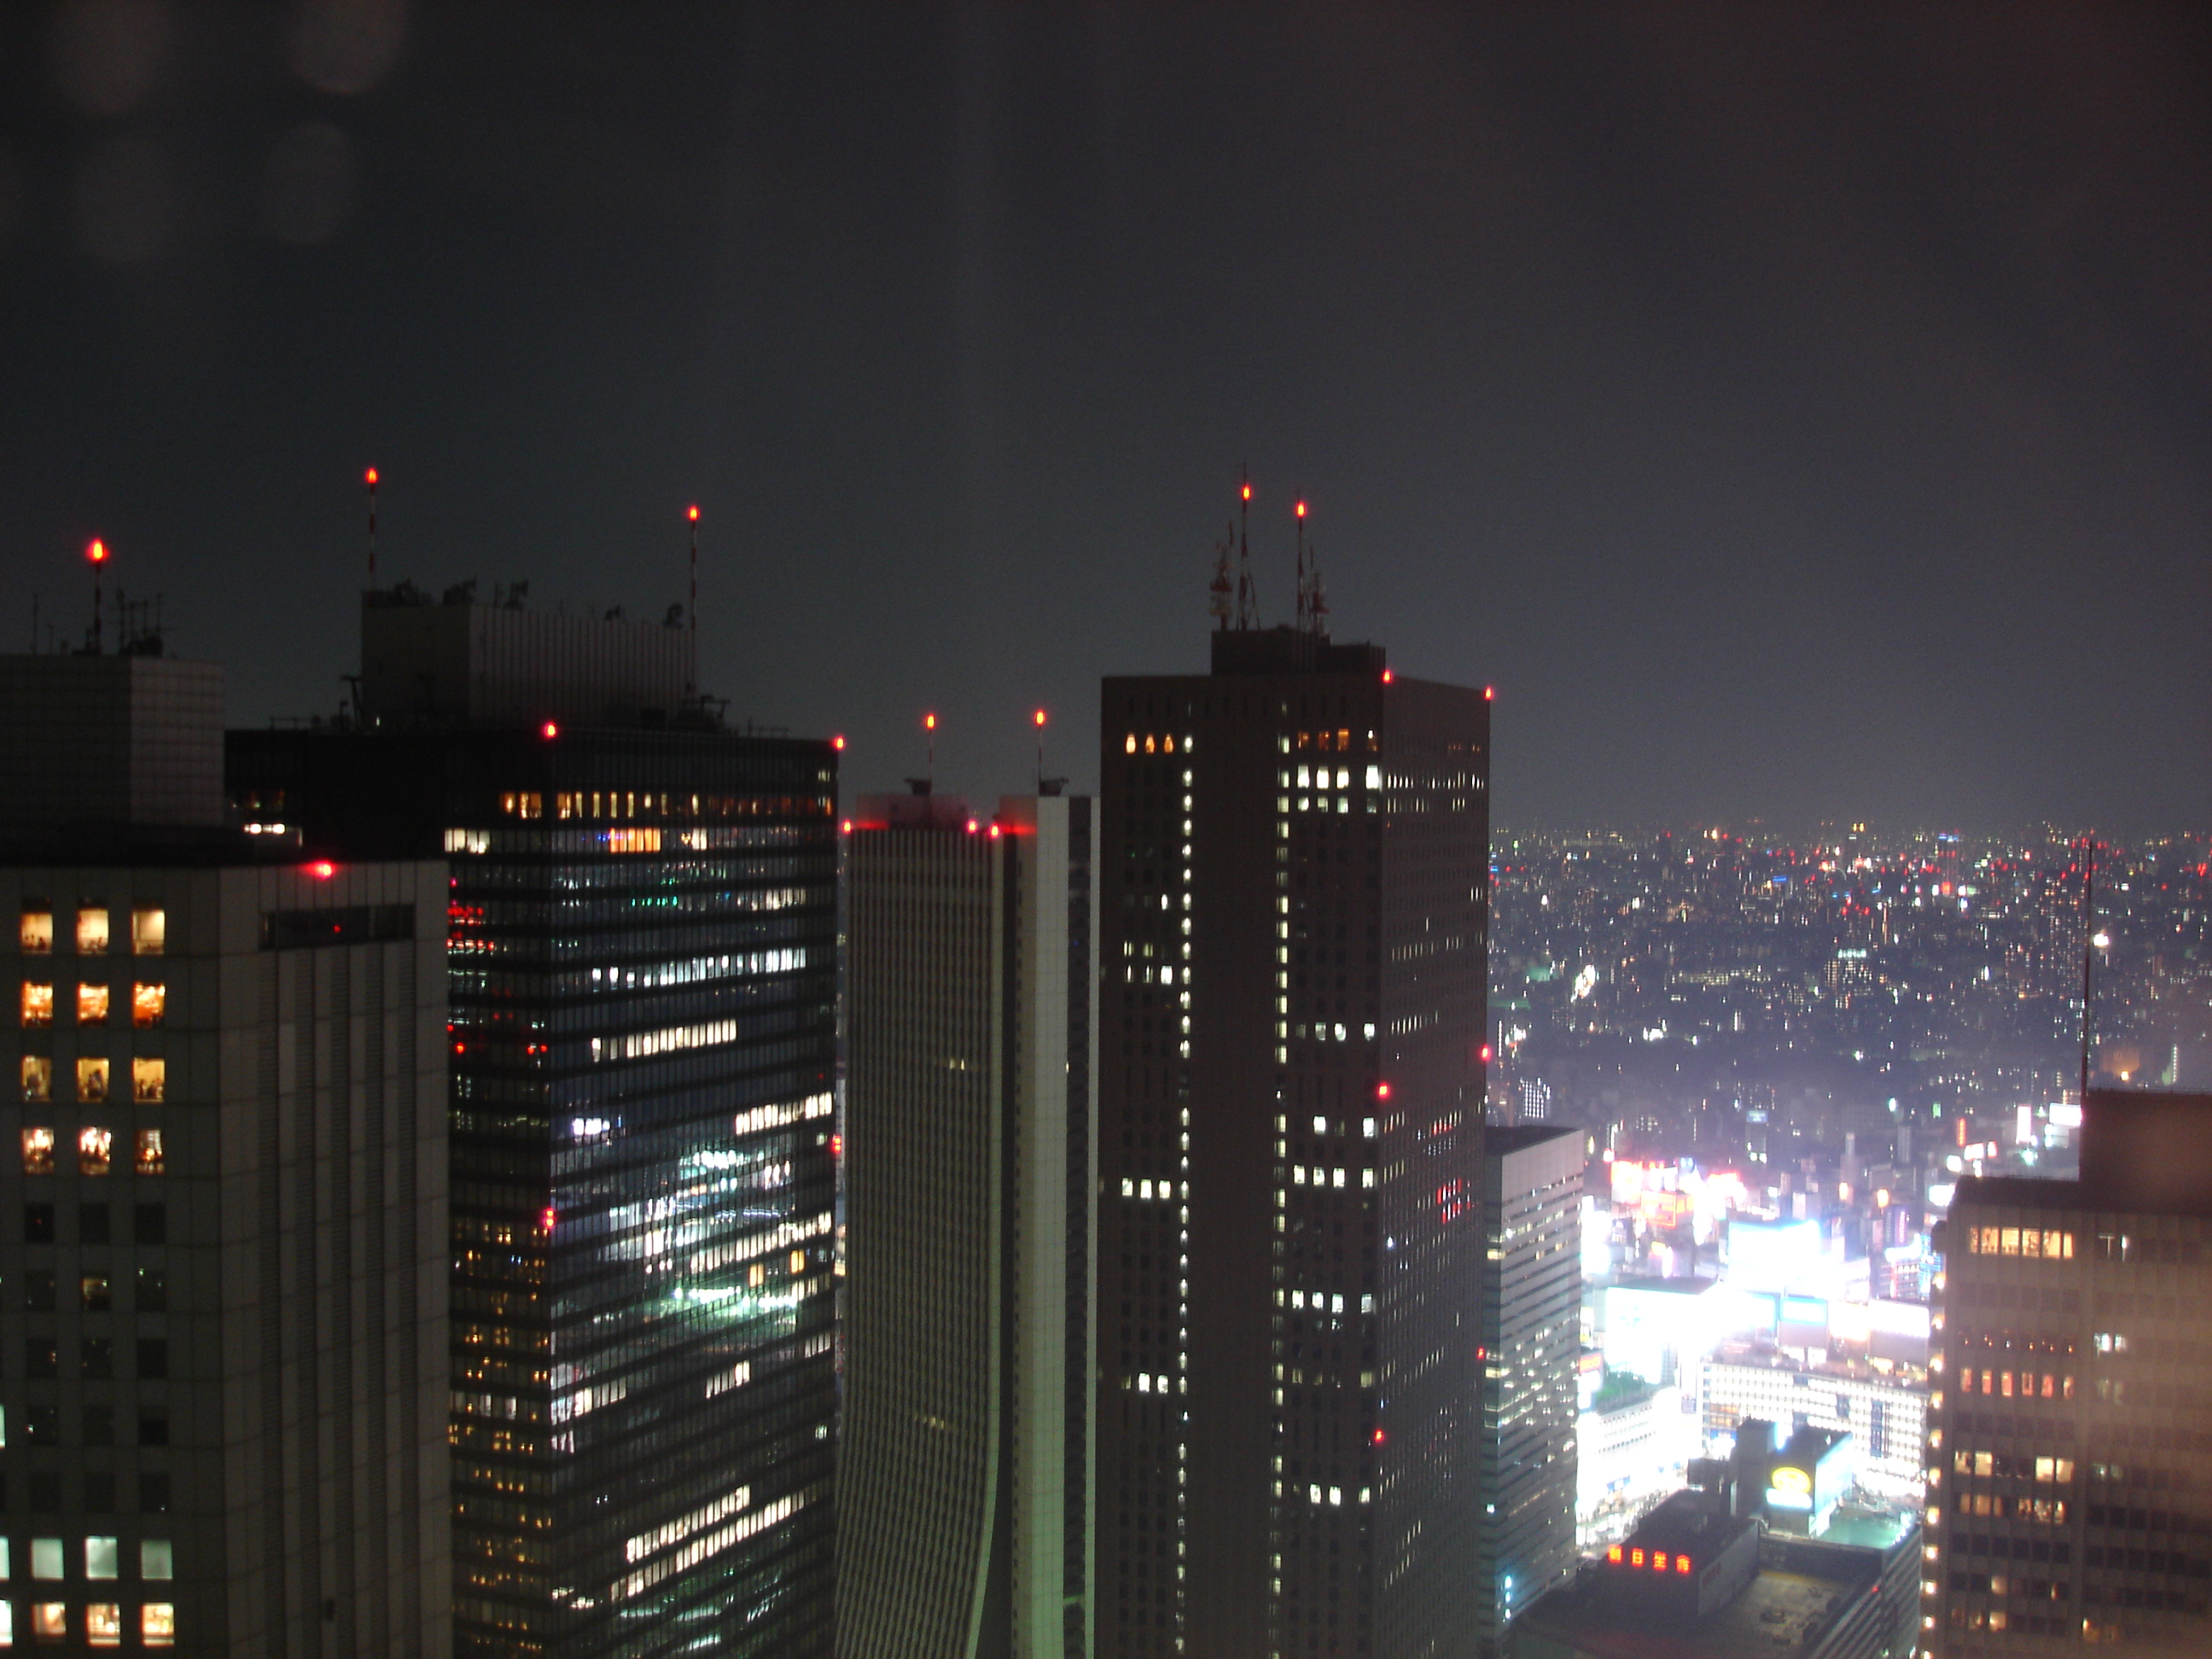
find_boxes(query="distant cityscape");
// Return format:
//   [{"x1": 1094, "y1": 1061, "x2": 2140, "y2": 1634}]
[{"x1": 1, "y1": 564, "x2": 2205, "y2": 1657}]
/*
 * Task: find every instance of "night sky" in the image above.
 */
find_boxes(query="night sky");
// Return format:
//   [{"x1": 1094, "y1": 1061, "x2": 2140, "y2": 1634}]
[{"x1": 2, "y1": 3, "x2": 2204, "y2": 834}]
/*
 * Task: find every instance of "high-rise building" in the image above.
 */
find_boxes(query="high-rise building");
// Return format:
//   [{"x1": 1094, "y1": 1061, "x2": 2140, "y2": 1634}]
[
  {"x1": 229, "y1": 591, "x2": 841, "y2": 1657},
  {"x1": 1928, "y1": 1089, "x2": 2212, "y2": 1655},
  {"x1": 1095, "y1": 624, "x2": 1490, "y2": 1659},
  {"x1": 837, "y1": 788, "x2": 1097, "y2": 1659},
  {"x1": 2, "y1": 651, "x2": 451, "y2": 1652},
  {"x1": 1475, "y1": 1125, "x2": 1583, "y2": 1655}
]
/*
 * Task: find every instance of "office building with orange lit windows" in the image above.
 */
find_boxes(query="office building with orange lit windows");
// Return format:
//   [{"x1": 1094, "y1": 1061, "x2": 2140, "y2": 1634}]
[
  {"x1": 1, "y1": 651, "x2": 451, "y2": 1652},
  {"x1": 228, "y1": 592, "x2": 840, "y2": 1657},
  {"x1": 1927, "y1": 1091, "x2": 2212, "y2": 1656},
  {"x1": 1096, "y1": 623, "x2": 1490, "y2": 1659}
]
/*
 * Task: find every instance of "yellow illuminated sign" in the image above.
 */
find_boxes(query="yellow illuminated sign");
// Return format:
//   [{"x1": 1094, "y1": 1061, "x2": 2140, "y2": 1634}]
[{"x1": 1770, "y1": 1466, "x2": 1812, "y2": 1496}]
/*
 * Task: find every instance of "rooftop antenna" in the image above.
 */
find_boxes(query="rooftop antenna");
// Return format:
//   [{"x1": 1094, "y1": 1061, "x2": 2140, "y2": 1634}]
[
  {"x1": 364, "y1": 467, "x2": 379, "y2": 587},
  {"x1": 1034, "y1": 707, "x2": 1048, "y2": 789},
  {"x1": 2078, "y1": 832, "x2": 2098, "y2": 1104},
  {"x1": 1237, "y1": 469, "x2": 1259, "y2": 629},
  {"x1": 924, "y1": 711, "x2": 937, "y2": 793},
  {"x1": 86, "y1": 538, "x2": 109, "y2": 654},
  {"x1": 686, "y1": 504, "x2": 701, "y2": 695},
  {"x1": 1293, "y1": 498, "x2": 1308, "y2": 632},
  {"x1": 1209, "y1": 523, "x2": 1234, "y2": 631},
  {"x1": 1306, "y1": 510, "x2": 1327, "y2": 637}
]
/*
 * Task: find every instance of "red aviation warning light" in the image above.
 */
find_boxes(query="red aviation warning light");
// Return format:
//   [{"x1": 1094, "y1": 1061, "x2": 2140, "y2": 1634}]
[
  {"x1": 308, "y1": 860, "x2": 336, "y2": 880},
  {"x1": 541, "y1": 721, "x2": 559, "y2": 740},
  {"x1": 540, "y1": 1207, "x2": 556, "y2": 1233},
  {"x1": 687, "y1": 504, "x2": 701, "y2": 523},
  {"x1": 965, "y1": 818, "x2": 978, "y2": 835},
  {"x1": 1376, "y1": 1081, "x2": 1391, "y2": 1101},
  {"x1": 1382, "y1": 668, "x2": 1393, "y2": 684},
  {"x1": 86, "y1": 538, "x2": 108, "y2": 565},
  {"x1": 1479, "y1": 1044, "x2": 1493, "y2": 1064},
  {"x1": 1296, "y1": 499, "x2": 1307, "y2": 519},
  {"x1": 832, "y1": 735, "x2": 845, "y2": 750},
  {"x1": 1484, "y1": 686, "x2": 1493, "y2": 701},
  {"x1": 364, "y1": 467, "x2": 378, "y2": 488},
  {"x1": 1034, "y1": 708, "x2": 1047, "y2": 727},
  {"x1": 924, "y1": 713, "x2": 937, "y2": 731}
]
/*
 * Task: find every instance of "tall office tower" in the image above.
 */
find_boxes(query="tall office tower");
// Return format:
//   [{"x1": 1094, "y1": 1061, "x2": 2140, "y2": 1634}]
[
  {"x1": 838, "y1": 789, "x2": 1097, "y2": 1659},
  {"x1": 229, "y1": 591, "x2": 841, "y2": 1657},
  {"x1": 1474, "y1": 1125, "x2": 1583, "y2": 1656},
  {"x1": 1, "y1": 652, "x2": 451, "y2": 1652},
  {"x1": 1928, "y1": 1090, "x2": 2212, "y2": 1656},
  {"x1": 1096, "y1": 625, "x2": 1490, "y2": 1659}
]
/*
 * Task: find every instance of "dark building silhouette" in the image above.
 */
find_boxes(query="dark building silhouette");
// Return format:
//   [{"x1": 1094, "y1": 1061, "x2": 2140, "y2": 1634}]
[
  {"x1": 2, "y1": 651, "x2": 451, "y2": 1652},
  {"x1": 229, "y1": 594, "x2": 840, "y2": 1657},
  {"x1": 1094, "y1": 625, "x2": 1490, "y2": 1659},
  {"x1": 1929, "y1": 1090, "x2": 2212, "y2": 1654},
  {"x1": 837, "y1": 789, "x2": 1097, "y2": 1658}
]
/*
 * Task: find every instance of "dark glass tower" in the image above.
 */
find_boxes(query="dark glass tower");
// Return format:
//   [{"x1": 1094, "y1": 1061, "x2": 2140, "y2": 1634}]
[
  {"x1": 229, "y1": 596, "x2": 840, "y2": 1657},
  {"x1": 1095, "y1": 626, "x2": 1490, "y2": 1659},
  {"x1": 1472, "y1": 1124, "x2": 1582, "y2": 1656}
]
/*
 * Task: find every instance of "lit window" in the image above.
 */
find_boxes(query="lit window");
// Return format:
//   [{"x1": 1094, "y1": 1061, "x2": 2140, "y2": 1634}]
[
  {"x1": 84, "y1": 1538, "x2": 118, "y2": 1580},
  {"x1": 30, "y1": 1540, "x2": 62, "y2": 1580},
  {"x1": 32, "y1": 1604, "x2": 65, "y2": 1641},
  {"x1": 130, "y1": 907, "x2": 164, "y2": 956},
  {"x1": 21, "y1": 1128, "x2": 55, "y2": 1176},
  {"x1": 135, "y1": 1130, "x2": 164, "y2": 1177},
  {"x1": 86, "y1": 1604, "x2": 120, "y2": 1646},
  {"x1": 142, "y1": 1604, "x2": 175, "y2": 1646},
  {"x1": 77, "y1": 908, "x2": 109, "y2": 954},
  {"x1": 77, "y1": 1057, "x2": 110, "y2": 1103},
  {"x1": 141, "y1": 1540, "x2": 172, "y2": 1580},
  {"x1": 79, "y1": 1126, "x2": 112, "y2": 1177},
  {"x1": 20, "y1": 910, "x2": 53, "y2": 953},
  {"x1": 20, "y1": 983, "x2": 53, "y2": 1027},
  {"x1": 132, "y1": 984, "x2": 165, "y2": 1027},
  {"x1": 131, "y1": 1058, "x2": 164, "y2": 1103},
  {"x1": 81, "y1": 1274, "x2": 112, "y2": 1311},
  {"x1": 78, "y1": 983, "x2": 110, "y2": 1025},
  {"x1": 2000, "y1": 1228, "x2": 2020, "y2": 1255},
  {"x1": 21, "y1": 1056, "x2": 51, "y2": 1103}
]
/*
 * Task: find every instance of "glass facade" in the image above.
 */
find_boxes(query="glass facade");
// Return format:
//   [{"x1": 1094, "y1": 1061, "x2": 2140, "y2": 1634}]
[{"x1": 231, "y1": 725, "x2": 840, "y2": 1657}]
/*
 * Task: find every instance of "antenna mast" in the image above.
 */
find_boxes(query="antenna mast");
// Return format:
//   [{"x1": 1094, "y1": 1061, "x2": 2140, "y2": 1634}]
[
  {"x1": 1294, "y1": 498, "x2": 1309, "y2": 632},
  {"x1": 2078, "y1": 833, "x2": 2097, "y2": 1105},
  {"x1": 86, "y1": 538, "x2": 109, "y2": 654},
  {"x1": 1034, "y1": 707, "x2": 1047, "y2": 790},
  {"x1": 364, "y1": 468, "x2": 379, "y2": 586},
  {"x1": 1237, "y1": 469, "x2": 1258, "y2": 628}
]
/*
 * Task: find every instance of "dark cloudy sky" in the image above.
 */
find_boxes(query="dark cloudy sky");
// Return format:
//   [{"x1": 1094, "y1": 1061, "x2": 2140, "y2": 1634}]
[{"x1": 1, "y1": 2, "x2": 2204, "y2": 834}]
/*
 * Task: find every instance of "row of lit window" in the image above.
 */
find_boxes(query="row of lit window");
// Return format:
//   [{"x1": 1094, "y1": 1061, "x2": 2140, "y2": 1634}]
[
  {"x1": 499, "y1": 791, "x2": 833, "y2": 822},
  {"x1": 1606, "y1": 1544, "x2": 1695, "y2": 1575},
  {"x1": 1953, "y1": 1452, "x2": 2075, "y2": 1482},
  {"x1": 17, "y1": 911, "x2": 164, "y2": 958},
  {"x1": 0, "y1": 1602, "x2": 175, "y2": 1645},
  {"x1": 0, "y1": 1540, "x2": 169, "y2": 1582},
  {"x1": 1123, "y1": 735, "x2": 1194, "y2": 755},
  {"x1": 20, "y1": 1059, "x2": 162, "y2": 1105},
  {"x1": 19, "y1": 985, "x2": 164, "y2": 1028},
  {"x1": 20, "y1": 1129, "x2": 163, "y2": 1179},
  {"x1": 1956, "y1": 1370, "x2": 2071, "y2": 1400},
  {"x1": 1965, "y1": 1227, "x2": 2075, "y2": 1259}
]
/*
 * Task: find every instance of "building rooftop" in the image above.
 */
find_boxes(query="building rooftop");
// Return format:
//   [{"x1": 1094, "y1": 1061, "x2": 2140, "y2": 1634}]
[
  {"x1": 1953, "y1": 1090, "x2": 2212, "y2": 1220},
  {"x1": 1515, "y1": 1541, "x2": 1890, "y2": 1659}
]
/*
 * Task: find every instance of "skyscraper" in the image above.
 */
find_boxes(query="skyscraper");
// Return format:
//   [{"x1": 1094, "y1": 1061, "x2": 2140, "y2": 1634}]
[
  {"x1": 1095, "y1": 624, "x2": 1490, "y2": 1659},
  {"x1": 2, "y1": 651, "x2": 451, "y2": 1652},
  {"x1": 1928, "y1": 1089, "x2": 2212, "y2": 1655},
  {"x1": 1474, "y1": 1124, "x2": 1583, "y2": 1656},
  {"x1": 229, "y1": 591, "x2": 841, "y2": 1656},
  {"x1": 837, "y1": 788, "x2": 1097, "y2": 1659}
]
